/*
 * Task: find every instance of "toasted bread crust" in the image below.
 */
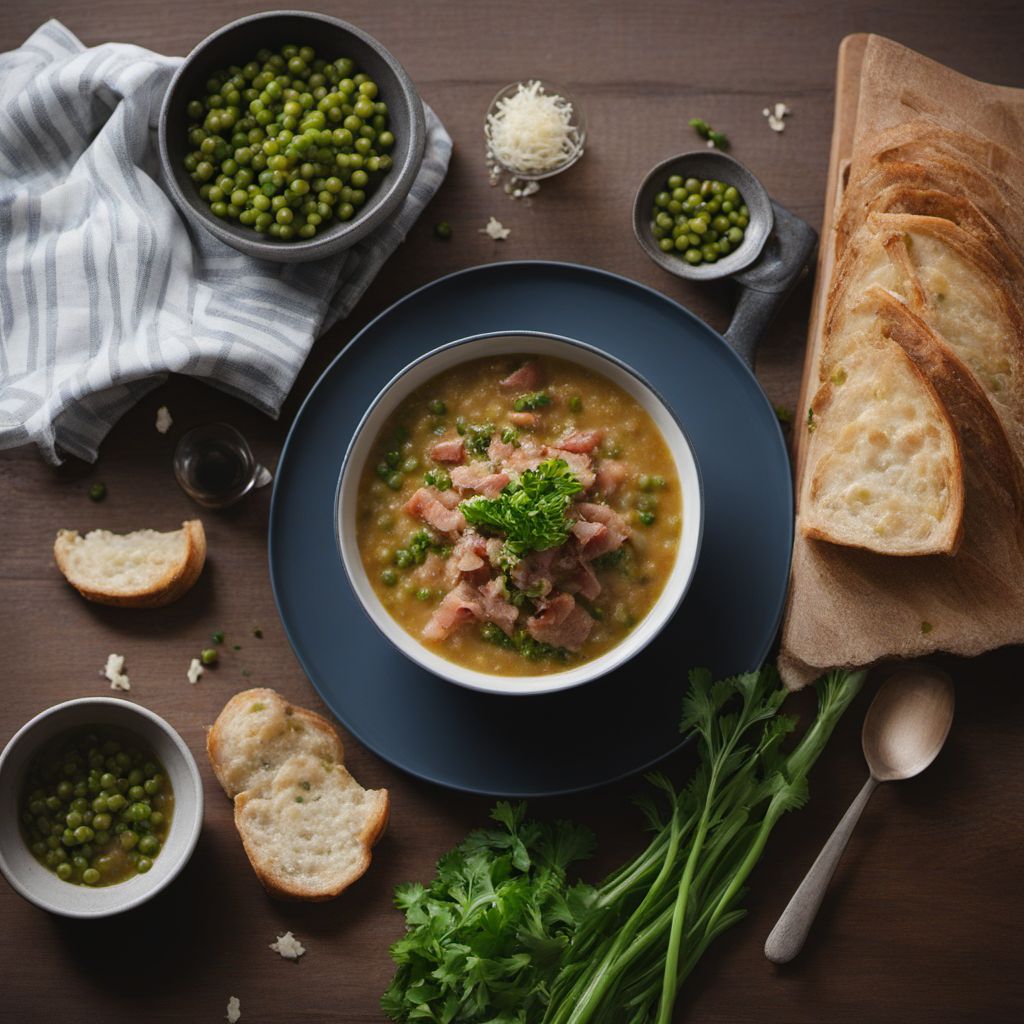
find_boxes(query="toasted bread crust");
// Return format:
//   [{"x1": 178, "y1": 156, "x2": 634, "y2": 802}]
[
  {"x1": 207, "y1": 688, "x2": 389, "y2": 901},
  {"x1": 53, "y1": 520, "x2": 206, "y2": 608}
]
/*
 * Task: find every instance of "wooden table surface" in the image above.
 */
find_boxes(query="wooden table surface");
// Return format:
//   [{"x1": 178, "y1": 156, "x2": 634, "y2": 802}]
[{"x1": 2, "y1": 2, "x2": 1023, "y2": 1021}]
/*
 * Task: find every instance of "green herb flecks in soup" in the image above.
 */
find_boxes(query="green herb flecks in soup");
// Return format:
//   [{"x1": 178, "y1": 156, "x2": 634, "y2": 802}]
[{"x1": 355, "y1": 355, "x2": 682, "y2": 675}]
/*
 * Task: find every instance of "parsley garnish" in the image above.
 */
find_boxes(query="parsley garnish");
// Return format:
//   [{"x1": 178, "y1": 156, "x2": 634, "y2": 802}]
[
  {"x1": 513, "y1": 391, "x2": 551, "y2": 412},
  {"x1": 462, "y1": 422, "x2": 494, "y2": 458},
  {"x1": 460, "y1": 458, "x2": 583, "y2": 566},
  {"x1": 807, "y1": 406, "x2": 816, "y2": 432}
]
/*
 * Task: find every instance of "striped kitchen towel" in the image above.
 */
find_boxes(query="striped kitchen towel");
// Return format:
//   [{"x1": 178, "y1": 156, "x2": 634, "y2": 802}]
[{"x1": 0, "y1": 21, "x2": 452, "y2": 464}]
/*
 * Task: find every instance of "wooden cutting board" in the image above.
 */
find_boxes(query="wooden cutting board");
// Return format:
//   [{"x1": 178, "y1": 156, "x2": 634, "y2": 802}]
[
  {"x1": 791, "y1": 33, "x2": 867, "y2": 487},
  {"x1": 780, "y1": 35, "x2": 1024, "y2": 688}
]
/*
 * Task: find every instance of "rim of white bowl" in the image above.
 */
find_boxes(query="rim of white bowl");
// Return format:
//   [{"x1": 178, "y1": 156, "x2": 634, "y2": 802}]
[
  {"x1": 335, "y1": 331, "x2": 705, "y2": 697},
  {"x1": 0, "y1": 698, "x2": 204, "y2": 918}
]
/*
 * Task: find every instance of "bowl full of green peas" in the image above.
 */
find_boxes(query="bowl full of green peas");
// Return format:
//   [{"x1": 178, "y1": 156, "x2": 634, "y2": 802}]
[
  {"x1": 633, "y1": 151, "x2": 774, "y2": 280},
  {"x1": 0, "y1": 698, "x2": 203, "y2": 918},
  {"x1": 158, "y1": 11, "x2": 425, "y2": 262}
]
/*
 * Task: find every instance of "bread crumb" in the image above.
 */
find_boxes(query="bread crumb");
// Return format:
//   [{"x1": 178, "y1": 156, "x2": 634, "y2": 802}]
[
  {"x1": 763, "y1": 101, "x2": 791, "y2": 133},
  {"x1": 187, "y1": 658, "x2": 204, "y2": 685},
  {"x1": 480, "y1": 216, "x2": 511, "y2": 240},
  {"x1": 269, "y1": 931, "x2": 306, "y2": 960},
  {"x1": 103, "y1": 653, "x2": 130, "y2": 691},
  {"x1": 226, "y1": 996, "x2": 241, "y2": 1023},
  {"x1": 155, "y1": 406, "x2": 173, "y2": 434}
]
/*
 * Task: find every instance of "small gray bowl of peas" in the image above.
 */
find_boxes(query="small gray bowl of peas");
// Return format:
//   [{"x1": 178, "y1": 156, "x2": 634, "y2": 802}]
[
  {"x1": 158, "y1": 10, "x2": 425, "y2": 262},
  {"x1": 0, "y1": 698, "x2": 203, "y2": 918},
  {"x1": 633, "y1": 151, "x2": 774, "y2": 280}
]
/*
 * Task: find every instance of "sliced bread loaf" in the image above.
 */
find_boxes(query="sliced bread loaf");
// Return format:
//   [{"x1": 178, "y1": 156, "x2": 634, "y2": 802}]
[
  {"x1": 54, "y1": 520, "x2": 206, "y2": 607},
  {"x1": 207, "y1": 688, "x2": 389, "y2": 901}
]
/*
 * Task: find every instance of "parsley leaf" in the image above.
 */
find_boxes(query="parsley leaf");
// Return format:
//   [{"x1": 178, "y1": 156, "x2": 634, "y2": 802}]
[
  {"x1": 513, "y1": 391, "x2": 552, "y2": 412},
  {"x1": 460, "y1": 458, "x2": 583, "y2": 566},
  {"x1": 382, "y1": 803, "x2": 595, "y2": 1024}
]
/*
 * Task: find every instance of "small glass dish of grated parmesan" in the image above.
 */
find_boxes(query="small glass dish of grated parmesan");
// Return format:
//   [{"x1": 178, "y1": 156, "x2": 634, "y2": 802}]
[{"x1": 485, "y1": 80, "x2": 586, "y2": 181}]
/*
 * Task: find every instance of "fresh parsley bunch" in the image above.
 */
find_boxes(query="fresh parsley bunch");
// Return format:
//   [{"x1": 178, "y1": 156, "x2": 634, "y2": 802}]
[
  {"x1": 461, "y1": 458, "x2": 583, "y2": 566},
  {"x1": 382, "y1": 802, "x2": 596, "y2": 1024}
]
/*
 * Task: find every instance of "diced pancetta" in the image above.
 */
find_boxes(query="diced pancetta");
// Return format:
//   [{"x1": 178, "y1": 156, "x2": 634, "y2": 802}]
[
  {"x1": 558, "y1": 430, "x2": 603, "y2": 453},
  {"x1": 500, "y1": 360, "x2": 542, "y2": 390},
  {"x1": 429, "y1": 438, "x2": 465, "y2": 463},
  {"x1": 509, "y1": 411, "x2": 538, "y2": 428},
  {"x1": 545, "y1": 447, "x2": 595, "y2": 489},
  {"x1": 478, "y1": 577, "x2": 519, "y2": 636},
  {"x1": 452, "y1": 531, "x2": 488, "y2": 573},
  {"x1": 526, "y1": 593, "x2": 593, "y2": 651},
  {"x1": 404, "y1": 487, "x2": 466, "y2": 535},
  {"x1": 422, "y1": 581, "x2": 480, "y2": 641},
  {"x1": 450, "y1": 464, "x2": 510, "y2": 498},
  {"x1": 595, "y1": 460, "x2": 627, "y2": 496},
  {"x1": 574, "y1": 502, "x2": 630, "y2": 560}
]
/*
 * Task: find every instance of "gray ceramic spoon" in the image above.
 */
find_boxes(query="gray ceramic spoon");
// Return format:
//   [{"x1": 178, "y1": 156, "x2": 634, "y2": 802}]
[{"x1": 764, "y1": 665, "x2": 955, "y2": 965}]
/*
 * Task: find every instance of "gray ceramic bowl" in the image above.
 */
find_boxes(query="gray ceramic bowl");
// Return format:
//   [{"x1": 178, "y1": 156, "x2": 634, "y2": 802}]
[
  {"x1": 0, "y1": 698, "x2": 203, "y2": 918},
  {"x1": 633, "y1": 151, "x2": 773, "y2": 281},
  {"x1": 158, "y1": 10, "x2": 425, "y2": 263}
]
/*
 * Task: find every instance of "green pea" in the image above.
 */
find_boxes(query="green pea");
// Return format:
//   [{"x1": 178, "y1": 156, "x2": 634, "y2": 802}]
[
  {"x1": 415, "y1": 588, "x2": 432, "y2": 602},
  {"x1": 138, "y1": 835, "x2": 160, "y2": 856},
  {"x1": 82, "y1": 868, "x2": 100, "y2": 885},
  {"x1": 57, "y1": 862, "x2": 73, "y2": 881},
  {"x1": 137, "y1": 857, "x2": 153, "y2": 874},
  {"x1": 386, "y1": 473, "x2": 403, "y2": 491},
  {"x1": 201, "y1": 648, "x2": 219, "y2": 666}
]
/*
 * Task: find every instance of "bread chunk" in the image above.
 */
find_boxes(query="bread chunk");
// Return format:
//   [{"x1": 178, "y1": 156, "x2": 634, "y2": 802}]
[
  {"x1": 207, "y1": 688, "x2": 389, "y2": 901},
  {"x1": 54, "y1": 520, "x2": 206, "y2": 607}
]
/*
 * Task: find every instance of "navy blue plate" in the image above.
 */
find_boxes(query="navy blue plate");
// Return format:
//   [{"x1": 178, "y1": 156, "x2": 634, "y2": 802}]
[{"x1": 269, "y1": 261, "x2": 793, "y2": 797}]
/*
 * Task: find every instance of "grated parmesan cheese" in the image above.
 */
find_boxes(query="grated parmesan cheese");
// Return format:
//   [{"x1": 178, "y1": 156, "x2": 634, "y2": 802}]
[
  {"x1": 269, "y1": 931, "x2": 306, "y2": 960},
  {"x1": 226, "y1": 996, "x2": 241, "y2": 1023},
  {"x1": 187, "y1": 657, "x2": 204, "y2": 685},
  {"x1": 103, "y1": 653, "x2": 130, "y2": 691},
  {"x1": 155, "y1": 406, "x2": 173, "y2": 434},
  {"x1": 480, "y1": 217, "x2": 511, "y2": 241},
  {"x1": 485, "y1": 80, "x2": 581, "y2": 176}
]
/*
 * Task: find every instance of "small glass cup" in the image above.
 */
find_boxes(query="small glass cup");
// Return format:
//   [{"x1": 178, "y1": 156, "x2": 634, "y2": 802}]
[
  {"x1": 485, "y1": 79, "x2": 587, "y2": 181},
  {"x1": 173, "y1": 423, "x2": 267, "y2": 508}
]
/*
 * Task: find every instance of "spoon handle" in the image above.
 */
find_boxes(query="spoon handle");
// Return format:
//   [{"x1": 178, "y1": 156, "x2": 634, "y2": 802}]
[{"x1": 764, "y1": 775, "x2": 878, "y2": 964}]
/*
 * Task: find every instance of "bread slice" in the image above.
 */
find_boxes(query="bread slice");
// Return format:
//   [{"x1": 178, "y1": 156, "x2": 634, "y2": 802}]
[
  {"x1": 53, "y1": 520, "x2": 206, "y2": 607},
  {"x1": 827, "y1": 213, "x2": 1024, "y2": 460},
  {"x1": 799, "y1": 292, "x2": 964, "y2": 555},
  {"x1": 207, "y1": 688, "x2": 389, "y2": 901}
]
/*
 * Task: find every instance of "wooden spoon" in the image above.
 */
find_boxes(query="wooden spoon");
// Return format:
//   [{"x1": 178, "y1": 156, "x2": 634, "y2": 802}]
[{"x1": 764, "y1": 665, "x2": 955, "y2": 964}]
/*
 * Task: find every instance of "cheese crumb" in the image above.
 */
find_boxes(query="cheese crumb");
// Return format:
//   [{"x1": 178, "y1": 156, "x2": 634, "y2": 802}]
[
  {"x1": 480, "y1": 217, "x2": 511, "y2": 241},
  {"x1": 155, "y1": 406, "x2": 173, "y2": 434},
  {"x1": 226, "y1": 996, "x2": 241, "y2": 1023},
  {"x1": 763, "y1": 101, "x2": 791, "y2": 133},
  {"x1": 103, "y1": 653, "x2": 130, "y2": 692},
  {"x1": 269, "y1": 931, "x2": 306, "y2": 960},
  {"x1": 186, "y1": 658, "x2": 204, "y2": 685}
]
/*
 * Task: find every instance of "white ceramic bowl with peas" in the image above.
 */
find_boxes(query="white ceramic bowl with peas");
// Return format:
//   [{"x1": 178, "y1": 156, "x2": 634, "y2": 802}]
[{"x1": 0, "y1": 698, "x2": 203, "y2": 918}]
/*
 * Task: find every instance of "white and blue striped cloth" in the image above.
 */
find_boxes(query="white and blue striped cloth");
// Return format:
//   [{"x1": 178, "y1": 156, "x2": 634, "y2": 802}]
[{"x1": 0, "y1": 21, "x2": 452, "y2": 464}]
